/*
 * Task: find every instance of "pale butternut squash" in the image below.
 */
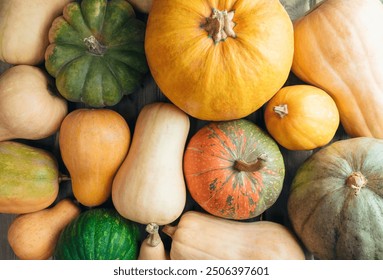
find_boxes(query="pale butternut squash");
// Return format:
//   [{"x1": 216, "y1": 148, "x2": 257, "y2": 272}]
[
  {"x1": 0, "y1": 65, "x2": 67, "y2": 141},
  {"x1": 59, "y1": 109, "x2": 131, "y2": 207},
  {"x1": 7, "y1": 198, "x2": 81, "y2": 260},
  {"x1": 163, "y1": 211, "x2": 305, "y2": 260},
  {"x1": 112, "y1": 102, "x2": 190, "y2": 226},
  {"x1": 0, "y1": 0, "x2": 73, "y2": 65}
]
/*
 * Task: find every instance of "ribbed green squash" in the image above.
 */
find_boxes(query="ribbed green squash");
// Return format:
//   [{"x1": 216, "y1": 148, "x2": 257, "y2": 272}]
[
  {"x1": 288, "y1": 137, "x2": 383, "y2": 260},
  {"x1": 0, "y1": 141, "x2": 59, "y2": 214},
  {"x1": 45, "y1": 0, "x2": 148, "y2": 107},
  {"x1": 54, "y1": 208, "x2": 140, "y2": 260}
]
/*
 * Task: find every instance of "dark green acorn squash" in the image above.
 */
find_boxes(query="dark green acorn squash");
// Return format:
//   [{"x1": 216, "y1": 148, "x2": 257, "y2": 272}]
[
  {"x1": 288, "y1": 137, "x2": 383, "y2": 260},
  {"x1": 45, "y1": 0, "x2": 148, "y2": 107},
  {"x1": 54, "y1": 208, "x2": 140, "y2": 260}
]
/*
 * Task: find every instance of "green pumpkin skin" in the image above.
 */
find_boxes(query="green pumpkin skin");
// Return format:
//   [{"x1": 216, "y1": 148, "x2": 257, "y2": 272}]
[
  {"x1": 288, "y1": 137, "x2": 383, "y2": 260},
  {"x1": 45, "y1": 0, "x2": 148, "y2": 107},
  {"x1": 54, "y1": 208, "x2": 140, "y2": 260},
  {"x1": 0, "y1": 141, "x2": 59, "y2": 214}
]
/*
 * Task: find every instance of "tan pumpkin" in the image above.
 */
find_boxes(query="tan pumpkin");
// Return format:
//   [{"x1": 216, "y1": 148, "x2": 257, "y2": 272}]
[
  {"x1": 264, "y1": 85, "x2": 340, "y2": 150},
  {"x1": 145, "y1": 0, "x2": 294, "y2": 120},
  {"x1": 8, "y1": 198, "x2": 81, "y2": 260},
  {"x1": 292, "y1": 0, "x2": 383, "y2": 138},
  {"x1": 59, "y1": 109, "x2": 131, "y2": 207},
  {"x1": 0, "y1": 0, "x2": 73, "y2": 65},
  {"x1": 112, "y1": 102, "x2": 189, "y2": 226},
  {"x1": 163, "y1": 211, "x2": 305, "y2": 260},
  {"x1": 0, "y1": 65, "x2": 67, "y2": 141}
]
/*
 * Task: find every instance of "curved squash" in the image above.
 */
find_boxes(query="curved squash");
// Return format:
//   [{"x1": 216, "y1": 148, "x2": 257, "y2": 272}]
[
  {"x1": 0, "y1": 0, "x2": 73, "y2": 65},
  {"x1": 292, "y1": 0, "x2": 383, "y2": 138},
  {"x1": 112, "y1": 102, "x2": 189, "y2": 226},
  {"x1": 0, "y1": 141, "x2": 59, "y2": 214},
  {"x1": 59, "y1": 109, "x2": 131, "y2": 207},
  {"x1": 163, "y1": 211, "x2": 305, "y2": 260},
  {"x1": 8, "y1": 198, "x2": 81, "y2": 260},
  {"x1": 0, "y1": 65, "x2": 67, "y2": 141}
]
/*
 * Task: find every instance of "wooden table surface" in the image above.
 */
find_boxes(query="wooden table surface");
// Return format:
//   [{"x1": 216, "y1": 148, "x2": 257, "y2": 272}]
[{"x1": 0, "y1": 0, "x2": 340, "y2": 260}]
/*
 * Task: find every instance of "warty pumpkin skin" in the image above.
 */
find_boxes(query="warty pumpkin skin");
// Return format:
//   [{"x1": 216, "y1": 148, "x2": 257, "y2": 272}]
[
  {"x1": 163, "y1": 211, "x2": 305, "y2": 260},
  {"x1": 0, "y1": 141, "x2": 59, "y2": 214},
  {"x1": 288, "y1": 137, "x2": 383, "y2": 260},
  {"x1": 0, "y1": 0, "x2": 73, "y2": 65},
  {"x1": 112, "y1": 102, "x2": 189, "y2": 226},
  {"x1": 0, "y1": 65, "x2": 68, "y2": 142},
  {"x1": 183, "y1": 119, "x2": 285, "y2": 220},
  {"x1": 59, "y1": 108, "x2": 131, "y2": 207},
  {"x1": 145, "y1": 0, "x2": 294, "y2": 121},
  {"x1": 264, "y1": 85, "x2": 340, "y2": 150},
  {"x1": 45, "y1": 0, "x2": 148, "y2": 107},
  {"x1": 292, "y1": 0, "x2": 383, "y2": 138}
]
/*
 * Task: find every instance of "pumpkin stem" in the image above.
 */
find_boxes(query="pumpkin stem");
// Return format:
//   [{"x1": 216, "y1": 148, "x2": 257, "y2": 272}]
[
  {"x1": 201, "y1": 8, "x2": 236, "y2": 44},
  {"x1": 273, "y1": 104, "x2": 289, "y2": 118},
  {"x1": 145, "y1": 223, "x2": 161, "y2": 247},
  {"x1": 84, "y1": 35, "x2": 107, "y2": 56},
  {"x1": 346, "y1": 171, "x2": 367, "y2": 196},
  {"x1": 162, "y1": 225, "x2": 177, "y2": 238},
  {"x1": 234, "y1": 154, "x2": 268, "y2": 172}
]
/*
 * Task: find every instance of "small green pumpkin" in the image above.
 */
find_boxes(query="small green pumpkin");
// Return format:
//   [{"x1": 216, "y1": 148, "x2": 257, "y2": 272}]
[
  {"x1": 288, "y1": 137, "x2": 383, "y2": 260},
  {"x1": 45, "y1": 0, "x2": 148, "y2": 107},
  {"x1": 54, "y1": 208, "x2": 140, "y2": 260}
]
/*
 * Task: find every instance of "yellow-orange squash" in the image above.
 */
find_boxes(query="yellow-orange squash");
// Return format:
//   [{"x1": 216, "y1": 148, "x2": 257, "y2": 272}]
[
  {"x1": 264, "y1": 85, "x2": 340, "y2": 150},
  {"x1": 8, "y1": 198, "x2": 81, "y2": 260},
  {"x1": 59, "y1": 109, "x2": 130, "y2": 207},
  {"x1": 292, "y1": 0, "x2": 383, "y2": 138},
  {"x1": 145, "y1": 0, "x2": 294, "y2": 121}
]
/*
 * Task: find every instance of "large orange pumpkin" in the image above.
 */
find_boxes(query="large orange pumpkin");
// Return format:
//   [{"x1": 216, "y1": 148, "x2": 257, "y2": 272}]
[{"x1": 145, "y1": 0, "x2": 294, "y2": 121}]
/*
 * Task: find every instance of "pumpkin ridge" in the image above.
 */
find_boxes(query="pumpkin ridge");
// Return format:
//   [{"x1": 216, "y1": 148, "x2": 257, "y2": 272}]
[
  {"x1": 298, "y1": 186, "x2": 342, "y2": 236},
  {"x1": 206, "y1": 124, "x2": 238, "y2": 160},
  {"x1": 105, "y1": 52, "x2": 147, "y2": 75}
]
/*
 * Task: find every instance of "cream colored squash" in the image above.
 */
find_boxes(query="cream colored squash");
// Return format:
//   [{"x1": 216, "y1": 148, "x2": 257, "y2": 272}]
[
  {"x1": 112, "y1": 102, "x2": 189, "y2": 226},
  {"x1": 163, "y1": 211, "x2": 306, "y2": 260},
  {"x1": 0, "y1": 0, "x2": 73, "y2": 65},
  {"x1": 0, "y1": 65, "x2": 67, "y2": 141},
  {"x1": 138, "y1": 223, "x2": 169, "y2": 260}
]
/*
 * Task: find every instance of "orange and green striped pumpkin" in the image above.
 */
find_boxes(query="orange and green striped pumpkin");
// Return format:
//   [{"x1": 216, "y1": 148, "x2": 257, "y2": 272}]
[{"x1": 183, "y1": 119, "x2": 285, "y2": 220}]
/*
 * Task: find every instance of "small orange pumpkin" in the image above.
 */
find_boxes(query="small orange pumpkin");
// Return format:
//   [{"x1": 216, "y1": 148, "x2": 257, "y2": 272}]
[{"x1": 264, "y1": 85, "x2": 340, "y2": 150}]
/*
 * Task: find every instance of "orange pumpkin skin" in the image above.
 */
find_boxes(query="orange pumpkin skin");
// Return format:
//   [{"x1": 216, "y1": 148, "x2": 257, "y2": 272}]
[
  {"x1": 292, "y1": 0, "x2": 383, "y2": 138},
  {"x1": 264, "y1": 85, "x2": 340, "y2": 151},
  {"x1": 145, "y1": 0, "x2": 294, "y2": 121},
  {"x1": 183, "y1": 119, "x2": 285, "y2": 220},
  {"x1": 59, "y1": 109, "x2": 131, "y2": 207}
]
